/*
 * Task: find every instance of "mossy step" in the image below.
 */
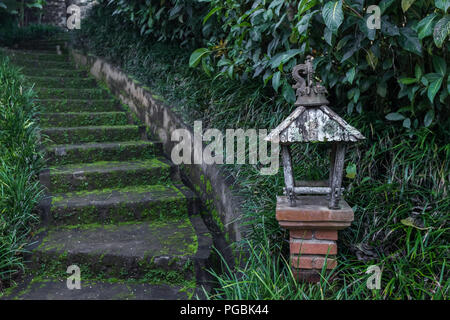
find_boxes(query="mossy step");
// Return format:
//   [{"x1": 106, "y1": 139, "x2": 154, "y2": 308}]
[
  {"x1": 1, "y1": 276, "x2": 191, "y2": 300},
  {"x1": 40, "y1": 112, "x2": 129, "y2": 127},
  {"x1": 41, "y1": 159, "x2": 173, "y2": 193},
  {"x1": 42, "y1": 125, "x2": 143, "y2": 145},
  {"x1": 21, "y1": 68, "x2": 88, "y2": 78},
  {"x1": 20, "y1": 38, "x2": 69, "y2": 45},
  {"x1": 15, "y1": 40, "x2": 69, "y2": 49},
  {"x1": 9, "y1": 58, "x2": 75, "y2": 69},
  {"x1": 26, "y1": 76, "x2": 97, "y2": 89},
  {"x1": 12, "y1": 45, "x2": 69, "y2": 54},
  {"x1": 28, "y1": 216, "x2": 211, "y2": 281},
  {"x1": 39, "y1": 98, "x2": 120, "y2": 112},
  {"x1": 2, "y1": 49, "x2": 69, "y2": 62},
  {"x1": 14, "y1": 40, "x2": 68, "y2": 46},
  {"x1": 42, "y1": 184, "x2": 195, "y2": 225},
  {"x1": 36, "y1": 88, "x2": 111, "y2": 100},
  {"x1": 45, "y1": 140, "x2": 161, "y2": 166}
]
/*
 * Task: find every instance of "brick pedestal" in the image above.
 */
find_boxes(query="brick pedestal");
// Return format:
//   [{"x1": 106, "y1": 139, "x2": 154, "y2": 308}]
[{"x1": 276, "y1": 195, "x2": 354, "y2": 283}]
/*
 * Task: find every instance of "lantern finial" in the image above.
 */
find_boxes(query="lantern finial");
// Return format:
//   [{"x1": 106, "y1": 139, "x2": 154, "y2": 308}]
[{"x1": 292, "y1": 55, "x2": 329, "y2": 107}]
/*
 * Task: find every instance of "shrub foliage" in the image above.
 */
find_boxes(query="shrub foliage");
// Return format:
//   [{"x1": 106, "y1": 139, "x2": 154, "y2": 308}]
[
  {"x1": 0, "y1": 54, "x2": 43, "y2": 289},
  {"x1": 100, "y1": 0, "x2": 449, "y2": 131}
]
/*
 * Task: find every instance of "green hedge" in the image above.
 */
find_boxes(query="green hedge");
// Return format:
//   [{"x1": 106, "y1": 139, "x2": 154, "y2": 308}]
[
  {"x1": 101, "y1": 0, "x2": 449, "y2": 131},
  {"x1": 0, "y1": 54, "x2": 43, "y2": 290},
  {"x1": 0, "y1": 22, "x2": 62, "y2": 47}
]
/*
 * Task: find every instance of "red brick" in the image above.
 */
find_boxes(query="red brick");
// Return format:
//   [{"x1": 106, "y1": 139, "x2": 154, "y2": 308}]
[
  {"x1": 290, "y1": 230, "x2": 313, "y2": 239},
  {"x1": 276, "y1": 196, "x2": 354, "y2": 225},
  {"x1": 290, "y1": 240, "x2": 337, "y2": 255},
  {"x1": 291, "y1": 269, "x2": 321, "y2": 283},
  {"x1": 314, "y1": 230, "x2": 338, "y2": 240},
  {"x1": 291, "y1": 256, "x2": 337, "y2": 269}
]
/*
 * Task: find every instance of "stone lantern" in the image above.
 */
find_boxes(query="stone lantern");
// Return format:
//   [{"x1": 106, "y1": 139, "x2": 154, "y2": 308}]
[{"x1": 265, "y1": 56, "x2": 365, "y2": 282}]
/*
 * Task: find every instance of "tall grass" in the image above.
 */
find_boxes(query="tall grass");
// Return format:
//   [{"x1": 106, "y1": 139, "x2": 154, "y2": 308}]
[
  {"x1": 74, "y1": 9, "x2": 449, "y2": 300},
  {"x1": 0, "y1": 54, "x2": 44, "y2": 290}
]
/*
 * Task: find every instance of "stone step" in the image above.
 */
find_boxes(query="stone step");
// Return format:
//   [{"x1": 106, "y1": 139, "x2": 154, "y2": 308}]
[
  {"x1": 22, "y1": 38, "x2": 70, "y2": 45},
  {"x1": 15, "y1": 40, "x2": 69, "y2": 51},
  {"x1": 28, "y1": 216, "x2": 211, "y2": 282},
  {"x1": 1, "y1": 277, "x2": 192, "y2": 300},
  {"x1": 13, "y1": 46, "x2": 69, "y2": 54},
  {"x1": 40, "y1": 112, "x2": 129, "y2": 127},
  {"x1": 40, "y1": 184, "x2": 196, "y2": 225},
  {"x1": 41, "y1": 159, "x2": 173, "y2": 193},
  {"x1": 45, "y1": 141, "x2": 161, "y2": 166},
  {"x1": 10, "y1": 57, "x2": 75, "y2": 69},
  {"x1": 36, "y1": 88, "x2": 111, "y2": 100},
  {"x1": 1, "y1": 49, "x2": 69, "y2": 62},
  {"x1": 39, "y1": 99, "x2": 120, "y2": 112},
  {"x1": 42, "y1": 125, "x2": 143, "y2": 145},
  {"x1": 26, "y1": 76, "x2": 97, "y2": 89},
  {"x1": 21, "y1": 68, "x2": 88, "y2": 78}
]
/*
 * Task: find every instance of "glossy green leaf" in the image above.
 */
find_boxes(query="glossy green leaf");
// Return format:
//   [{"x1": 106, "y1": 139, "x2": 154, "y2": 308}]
[
  {"x1": 269, "y1": 49, "x2": 303, "y2": 69},
  {"x1": 403, "y1": 118, "x2": 411, "y2": 128},
  {"x1": 282, "y1": 82, "x2": 296, "y2": 104},
  {"x1": 433, "y1": 56, "x2": 447, "y2": 76},
  {"x1": 366, "y1": 50, "x2": 378, "y2": 70},
  {"x1": 416, "y1": 13, "x2": 438, "y2": 39},
  {"x1": 414, "y1": 65, "x2": 422, "y2": 80},
  {"x1": 433, "y1": 16, "x2": 450, "y2": 47},
  {"x1": 424, "y1": 110, "x2": 435, "y2": 127},
  {"x1": 379, "y1": 0, "x2": 395, "y2": 14},
  {"x1": 272, "y1": 71, "x2": 281, "y2": 92},
  {"x1": 399, "y1": 27, "x2": 422, "y2": 56},
  {"x1": 399, "y1": 77, "x2": 418, "y2": 84},
  {"x1": 322, "y1": 0, "x2": 344, "y2": 34},
  {"x1": 435, "y1": 0, "x2": 450, "y2": 12},
  {"x1": 427, "y1": 77, "x2": 443, "y2": 103},
  {"x1": 203, "y1": 6, "x2": 222, "y2": 24},
  {"x1": 189, "y1": 48, "x2": 210, "y2": 68},
  {"x1": 298, "y1": 0, "x2": 318, "y2": 15},
  {"x1": 346, "y1": 67, "x2": 356, "y2": 84}
]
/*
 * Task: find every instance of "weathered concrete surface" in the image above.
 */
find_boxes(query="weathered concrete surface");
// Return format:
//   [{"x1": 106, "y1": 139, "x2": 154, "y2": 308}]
[
  {"x1": 70, "y1": 50, "x2": 246, "y2": 249},
  {"x1": 29, "y1": 218, "x2": 210, "y2": 278},
  {"x1": 3, "y1": 277, "x2": 188, "y2": 300}
]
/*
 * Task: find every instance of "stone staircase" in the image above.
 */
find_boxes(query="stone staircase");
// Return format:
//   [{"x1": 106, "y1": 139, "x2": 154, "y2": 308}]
[{"x1": 1, "y1": 36, "x2": 212, "y2": 300}]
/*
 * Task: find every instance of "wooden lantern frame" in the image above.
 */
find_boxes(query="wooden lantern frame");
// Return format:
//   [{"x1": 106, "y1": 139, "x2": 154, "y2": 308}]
[{"x1": 266, "y1": 56, "x2": 365, "y2": 210}]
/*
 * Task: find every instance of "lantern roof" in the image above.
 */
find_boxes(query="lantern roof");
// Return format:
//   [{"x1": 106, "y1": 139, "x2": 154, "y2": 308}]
[
  {"x1": 265, "y1": 56, "x2": 365, "y2": 144},
  {"x1": 265, "y1": 104, "x2": 366, "y2": 143}
]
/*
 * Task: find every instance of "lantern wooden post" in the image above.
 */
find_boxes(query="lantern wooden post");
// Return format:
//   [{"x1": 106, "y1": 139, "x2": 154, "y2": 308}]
[
  {"x1": 330, "y1": 142, "x2": 346, "y2": 209},
  {"x1": 281, "y1": 144, "x2": 296, "y2": 206},
  {"x1": 265, "y1": 56, "x2": 365, "y2": 282}
]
